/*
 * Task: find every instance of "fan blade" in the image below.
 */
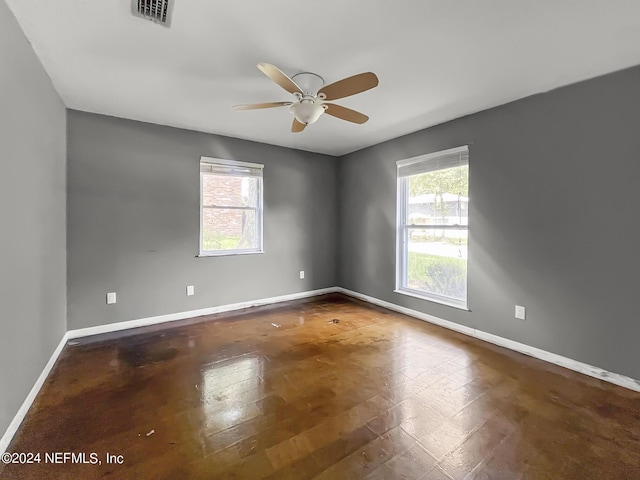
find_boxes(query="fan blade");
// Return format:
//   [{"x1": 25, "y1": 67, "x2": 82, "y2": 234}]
[
  {"x1": 257, "y1": 63, "x2": 303, "y2": 95},
  {"x1": 291, "y1": 118, "x2": 306, "y2": 133},
  {"x1": 324, "y1": 103, "x2": 369, "y2": 124},
  {"x1": 233, "y1": 102, "x2": 292, "y2": 110},
  {"x1": 318, "y1": 72, "x2": 378, "y2": 101}
]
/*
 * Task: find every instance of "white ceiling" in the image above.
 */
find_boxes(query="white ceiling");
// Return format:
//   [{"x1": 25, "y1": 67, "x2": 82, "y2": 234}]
[{"x1": 6, "y1": 0, "x2": 640, "y2": 156}]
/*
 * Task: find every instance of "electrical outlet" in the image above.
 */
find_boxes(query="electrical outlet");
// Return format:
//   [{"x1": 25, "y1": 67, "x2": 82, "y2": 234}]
[
  {"x1": 106, "y1": 292, "x2": 117, "y2": 305},
  {"x1": 299, "y1": 270, "x2": 305, "y2": 279},
  {"x1": 186, "y1": 285, "x2": 195, "y2": 296},
  {"x1": 515, "y1": 305, "x2": 526, "y2": 320}
]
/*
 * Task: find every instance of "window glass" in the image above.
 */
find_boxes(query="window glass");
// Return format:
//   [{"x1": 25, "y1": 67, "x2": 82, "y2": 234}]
[
  {"x1": 200, "y1": 159, "x2": 263, "y2": 256},
  {"x1": 397, "y1": 147, "x2": 469, "y2": 308}
]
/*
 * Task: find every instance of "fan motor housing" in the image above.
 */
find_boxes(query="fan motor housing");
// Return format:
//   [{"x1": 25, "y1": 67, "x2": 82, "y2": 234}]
[{"x1": 291, "y1": 72, "x2": 325, "y2": 96}]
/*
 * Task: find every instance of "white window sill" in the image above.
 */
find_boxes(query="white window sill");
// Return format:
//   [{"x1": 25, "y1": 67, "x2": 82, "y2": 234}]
[
  {"x1": 197, "y1": 250, "x2": 264, "y2": 258},
  {"x1": 393, "y1": 289, "x2": 469, "y2": 311}
]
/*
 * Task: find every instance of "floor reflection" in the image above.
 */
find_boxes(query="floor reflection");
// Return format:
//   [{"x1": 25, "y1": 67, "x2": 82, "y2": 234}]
[
  {"x1": 201, "y1": 354, "x2": 264, "y2": 434},
  {"x1": 8, "y1": 295, "x2": 639, "y2": 480}
]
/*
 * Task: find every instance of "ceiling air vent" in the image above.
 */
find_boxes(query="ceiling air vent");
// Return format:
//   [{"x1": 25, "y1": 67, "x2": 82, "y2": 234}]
[{"x1": 132, "y1": 0, "x2": 173, "y2": 26}]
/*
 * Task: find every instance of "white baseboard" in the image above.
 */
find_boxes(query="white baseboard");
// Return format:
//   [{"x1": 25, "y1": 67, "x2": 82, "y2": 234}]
[
  {"x1": 0, "y1": 332, "x2": 70, "y2": 454},
  {"x1": 336, "y1": 287, "x2": 640, "y2": 393},
  {"x1": 1, "y1": 287, "x2": 339, "y2": 454},
  {"x1": 3, "y1": 285, "x2": 638, "y2": 455},
  {"x1": 67, "y1": 287, "x2": 340, "y2": 340}
]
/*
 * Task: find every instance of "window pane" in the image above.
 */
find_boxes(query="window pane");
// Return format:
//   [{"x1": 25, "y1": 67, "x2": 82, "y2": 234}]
[
  {"x1": 202, "y1": 209, "x2": 258, "y2": 251},
  {"x1": 407, "y1": 165, "x2": 468, "y2": 226},
  {"x1": 202, "y1": 174, "x2": 259, "y2": 208},
  {"x1": 406, "y1": 228, "x2": 467, "y2": 302}
]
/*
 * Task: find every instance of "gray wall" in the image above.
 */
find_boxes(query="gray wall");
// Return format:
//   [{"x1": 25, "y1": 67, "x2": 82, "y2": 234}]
[
  {"x1": 339, "y1": 65, "x2": 640, "y2": 380},
  {"x1": 67, "y1": 111, "x2": 338, "y2": 330},
  {"x1": 0, "y1": 1, "x2": 67, "y2": 435}
]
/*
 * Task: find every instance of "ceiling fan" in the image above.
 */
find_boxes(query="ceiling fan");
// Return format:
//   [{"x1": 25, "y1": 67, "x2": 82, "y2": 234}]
[{"x1": 233, "y1": 63, "x2": 379, "y2": 133}]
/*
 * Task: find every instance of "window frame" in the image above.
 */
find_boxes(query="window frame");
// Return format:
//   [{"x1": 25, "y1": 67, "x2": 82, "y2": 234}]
[
  {"x1": 198, "y1": 156, "x2": 264, "y2": 257},
  {"x1": 394, "y1": 146, "x2": 469, "y2": 310}
]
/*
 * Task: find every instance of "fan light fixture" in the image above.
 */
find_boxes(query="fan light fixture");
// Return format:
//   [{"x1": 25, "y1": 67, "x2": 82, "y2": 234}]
[
  {"x1": 233, "y1": 63, "x2": 379, "y2": 133},
  {"x1": 289, "y1": 101, "x2": 326, "y2": 125}
]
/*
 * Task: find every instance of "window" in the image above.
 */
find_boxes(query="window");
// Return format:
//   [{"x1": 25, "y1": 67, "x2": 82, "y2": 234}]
[
  {"x1": 199, "y1": 157, "x2": 263, "y2": 256},
  {"x1": 396, "y1": 146, "x2": 469, "y2": 309}
]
